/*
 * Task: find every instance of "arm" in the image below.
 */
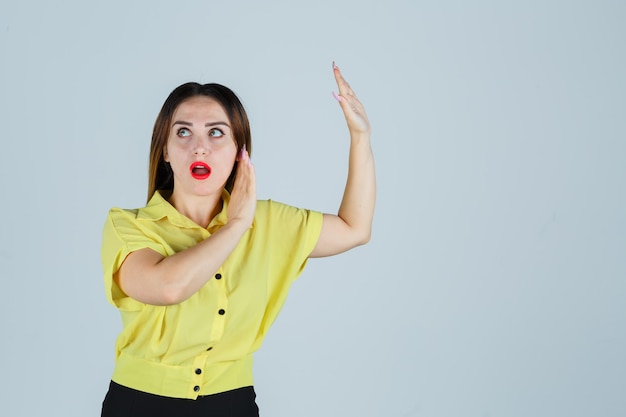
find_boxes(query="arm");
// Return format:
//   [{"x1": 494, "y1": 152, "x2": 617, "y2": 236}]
[
  {"x1": 115, "y1": 149, "x2": 257, "y2": 306},
  {"x1": 309, "y1": 63, "x2": 376, "y2": 258}
]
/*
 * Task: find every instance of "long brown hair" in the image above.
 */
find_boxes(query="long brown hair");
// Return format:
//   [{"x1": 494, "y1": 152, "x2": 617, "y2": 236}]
[{"x1": 147, "y1": 82, "x2": 252, "y2": 202}]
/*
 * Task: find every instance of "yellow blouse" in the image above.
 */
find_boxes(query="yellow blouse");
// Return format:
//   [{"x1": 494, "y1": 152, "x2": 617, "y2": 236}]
[{"x1": 101, "y1": 190, "x2": 322, "y2": 399}]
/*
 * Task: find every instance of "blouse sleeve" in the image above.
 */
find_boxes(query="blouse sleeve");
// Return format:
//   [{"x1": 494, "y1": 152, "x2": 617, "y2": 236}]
[
  {"x1": 268, "y1": 200, "x2": 322, "y2": 279},
  {"x1": 100, "y1": 208, "x2": 165, "y2": 310},
  {"x1": 257, "y1": 200, "x2": 323, "y2": 329}
]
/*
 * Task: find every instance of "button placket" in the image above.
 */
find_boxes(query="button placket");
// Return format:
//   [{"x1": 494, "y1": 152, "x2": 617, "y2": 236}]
[
  {"x1": 190, "y1": 352, "x2": 210, "y2": 397},
  {"x1": 209, "y1": 270, "x2": 229, "y2": 342}
]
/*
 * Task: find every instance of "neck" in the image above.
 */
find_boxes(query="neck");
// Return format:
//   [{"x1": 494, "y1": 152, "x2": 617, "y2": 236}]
[{"x1": 168, "y1": 189, "x2": 223, "y2": 228}]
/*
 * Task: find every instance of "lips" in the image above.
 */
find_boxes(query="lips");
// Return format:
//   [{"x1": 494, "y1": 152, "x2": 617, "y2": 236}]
[{"x1": 189, "y1": 161, "x2": 212, "y2": 180}]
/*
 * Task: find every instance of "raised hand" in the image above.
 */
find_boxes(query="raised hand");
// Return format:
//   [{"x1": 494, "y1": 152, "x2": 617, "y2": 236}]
[
  {"x1": 227, "y1": 146, "x2": 257, "y2": 230},
  {"x1": 309, "y1": 63, "x2": 375, "y2": 258},
  {"x1": 332, "y1": 62, "x2": 371, "y2": 136}
]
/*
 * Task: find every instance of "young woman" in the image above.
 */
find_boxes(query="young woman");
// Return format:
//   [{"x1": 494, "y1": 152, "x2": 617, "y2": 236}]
[{"x1": 100, "y1": 63, "x2": 375, "y2": 416}]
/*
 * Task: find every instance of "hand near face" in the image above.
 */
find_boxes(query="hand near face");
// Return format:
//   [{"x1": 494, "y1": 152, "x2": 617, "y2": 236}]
[
  {"x1": 332, "y1": 63, "x2": 371, "y2": 136},
  {"x1": 227, "y1": 146, "x2": 257, "y2": 230}
]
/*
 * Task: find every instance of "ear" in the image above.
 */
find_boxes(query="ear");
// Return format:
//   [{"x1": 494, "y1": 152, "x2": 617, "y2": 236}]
[{"x1": 163, "y1": 146, "x2": 169, "y2": 162}]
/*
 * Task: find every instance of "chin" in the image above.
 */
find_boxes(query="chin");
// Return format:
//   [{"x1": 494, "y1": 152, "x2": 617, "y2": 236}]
[{"x1": 191, "y1": 182, "x2": 225, "y2": 196}]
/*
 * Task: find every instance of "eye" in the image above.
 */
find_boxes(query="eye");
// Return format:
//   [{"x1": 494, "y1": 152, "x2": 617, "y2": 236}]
[
  {"x1": 177, "y1": 127, "x2": 191, "y2": 138},
  {"x1": 209, "y1": 128, "x2": 225, "y2": 138}
]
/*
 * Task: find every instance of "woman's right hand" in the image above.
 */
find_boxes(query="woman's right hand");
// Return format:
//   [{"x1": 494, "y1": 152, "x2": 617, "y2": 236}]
[{"x1": 227, "y1": 146, "x2": 257, "y2": 230}]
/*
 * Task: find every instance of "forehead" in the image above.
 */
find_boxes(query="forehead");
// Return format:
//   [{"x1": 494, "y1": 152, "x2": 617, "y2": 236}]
[{"x1": 173, "y1": 96, "x2": 229, "y2": 123}]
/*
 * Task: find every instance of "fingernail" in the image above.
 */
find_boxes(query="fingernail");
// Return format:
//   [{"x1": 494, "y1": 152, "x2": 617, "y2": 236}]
[
  {"x1": 332, "y1": 61, "x2": 338, "y2": 70},
  {"x1": 332, "y1": 91, "x2": 342, "y2": 102}
]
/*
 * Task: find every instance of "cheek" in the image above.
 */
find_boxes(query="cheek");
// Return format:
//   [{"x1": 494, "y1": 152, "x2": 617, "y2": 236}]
[
  {"x1": 227, "y1": 158, "x2": 239, "y2": 180},
  {"x1": 163, "y1": 138, "x2": 181, "y2": 162},
  {"x1": 220, "y1": 155, "x2": 237, "y2": 175},
  {"x1": 221, "y1": 142, "x2": 238, "y2": 165}
]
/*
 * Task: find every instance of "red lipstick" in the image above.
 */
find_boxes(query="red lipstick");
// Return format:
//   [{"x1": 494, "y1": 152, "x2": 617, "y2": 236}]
[{"x1": 189, "y1": 162, "x2": 212, "y2": 180}]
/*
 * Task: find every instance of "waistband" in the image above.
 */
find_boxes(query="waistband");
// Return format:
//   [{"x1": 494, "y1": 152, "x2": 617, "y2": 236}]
[{"x1": 112, "y1": 351, "x2": 254, "y2": 399}]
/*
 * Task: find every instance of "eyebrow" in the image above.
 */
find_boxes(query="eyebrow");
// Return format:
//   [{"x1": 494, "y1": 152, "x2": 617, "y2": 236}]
[{"x1": 172, "y1": 120, "x2": 231, "y2": 128}]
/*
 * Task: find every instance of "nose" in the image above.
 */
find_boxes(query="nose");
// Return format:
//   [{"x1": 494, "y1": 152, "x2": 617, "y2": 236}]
[{"x1": 193, "y1": 137, "x2": 209, "y2": 156}]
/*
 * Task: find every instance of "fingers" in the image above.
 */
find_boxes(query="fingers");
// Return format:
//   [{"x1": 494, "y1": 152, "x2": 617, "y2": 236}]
[
  {"x1": 332, "y1": 63, "x2": 364, "y2": 110},
  {"x1": 332, "y1": 61, "x2": 357, "y2": 99},
  {"x1": 331, "y1": 62, "x2": 371, "y2": 134},
  {"x1": 235, "y1": 146, "x2": 255, "y2": 193},
  {"x1": 228, "y1": 146, "x2": 256, "y2": 227}
]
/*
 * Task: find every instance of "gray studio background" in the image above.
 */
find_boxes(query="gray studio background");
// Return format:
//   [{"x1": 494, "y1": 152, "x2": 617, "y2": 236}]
[{"x1": 1, "y1": 1, "x2": 624, "y2": 416}]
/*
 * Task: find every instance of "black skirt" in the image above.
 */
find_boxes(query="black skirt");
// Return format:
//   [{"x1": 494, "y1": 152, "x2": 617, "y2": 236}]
[{"x1": 101, "y1": 381, "x2": 259, "y2": 417}]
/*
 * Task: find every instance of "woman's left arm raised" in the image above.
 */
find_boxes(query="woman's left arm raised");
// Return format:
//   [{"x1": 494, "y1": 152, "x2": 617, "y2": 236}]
[{"x1": 309, "y1": 63, "x2": 376, "y2": 258}]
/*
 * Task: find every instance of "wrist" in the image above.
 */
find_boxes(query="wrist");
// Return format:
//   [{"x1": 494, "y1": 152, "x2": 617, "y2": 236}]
[
  {"x1": 224, "y1": 217, "x2": 253, "y2": 234},
  {"x1": 350, "y1": 133, "x2": 372, "y2": 151},
  {"x1": 349, "y1": 131, "x2": 371, "y2": 142}
]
